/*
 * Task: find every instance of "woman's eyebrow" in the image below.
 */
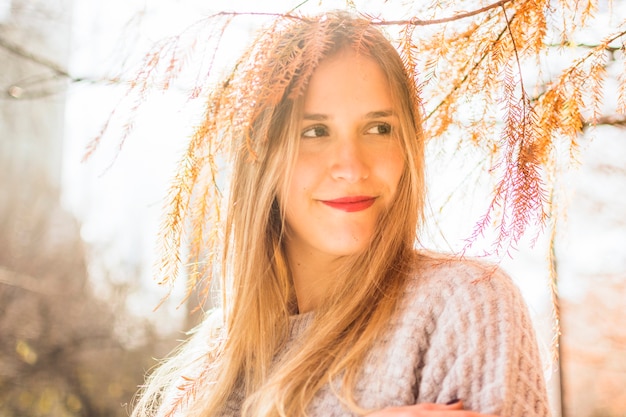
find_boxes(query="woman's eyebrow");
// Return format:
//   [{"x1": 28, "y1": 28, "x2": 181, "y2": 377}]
[
  {"x1": 303, "y1": 113, "x2": 328, "y2": 121},
  {"x1": 302, "y1": 110, "x2": 394, "y2": 121},
  {"x1": 364, "y1": 110, "x2": 394, "y2": 119}
]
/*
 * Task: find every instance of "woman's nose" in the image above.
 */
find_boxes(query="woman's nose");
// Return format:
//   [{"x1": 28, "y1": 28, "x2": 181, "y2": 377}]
[{"x1": 328, "y1": 136, "x2": 370, "y2": 183}]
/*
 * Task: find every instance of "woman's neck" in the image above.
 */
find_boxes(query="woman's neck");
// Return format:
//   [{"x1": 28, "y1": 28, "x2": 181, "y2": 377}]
[{"x1": 286, "y1": 248, "x2": 342, "y2": 314}]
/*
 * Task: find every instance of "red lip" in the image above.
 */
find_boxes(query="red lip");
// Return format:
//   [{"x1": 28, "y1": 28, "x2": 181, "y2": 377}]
[{"x1": 321, "y1": 196, "x2": 377, "y2": 212}]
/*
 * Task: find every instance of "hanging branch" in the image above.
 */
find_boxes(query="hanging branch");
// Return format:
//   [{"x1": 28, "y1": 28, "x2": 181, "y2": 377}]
[
  {"x1": 469, "y1": 4, "x2": 548, "y2": 254},
  {"x1": 584, "y1": 113, "x2": 626, "y2": 129},
  {"x1": 77, "y1": 1, "x2": 626, "y2": 304}
]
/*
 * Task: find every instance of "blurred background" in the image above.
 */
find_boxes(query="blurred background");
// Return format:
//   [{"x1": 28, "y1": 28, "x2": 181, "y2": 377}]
[{"x1": 1, "y1": 0, "x2": 624, "y2": 416}]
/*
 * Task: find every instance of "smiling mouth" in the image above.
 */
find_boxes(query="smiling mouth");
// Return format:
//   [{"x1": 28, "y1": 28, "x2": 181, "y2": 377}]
[{"x1": 321, "y1": 196, "x2": 377, "y2": 212}]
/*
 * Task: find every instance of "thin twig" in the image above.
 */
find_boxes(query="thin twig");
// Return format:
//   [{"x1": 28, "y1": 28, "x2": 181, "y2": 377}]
[
  {"x1": 545, "y1": 41, "x2": 623, "y2": 52},
  {"x1": 0, "y1": 266, "x2": 53, "y2": 294},
  {"x1": 0, "y1": 36, "x2": 70, "y2": 78},
  {"x1": 203, "y1": 1, "x2": 516, "y2": 27},
  {"x1": 583, "y1": 113, "x2": 626, "y2": 129},
  {"x1": 426, "y1": 16, "x2": 512, "y2": 120},
  {"x1": 373, "y1": 0, "x2": 515, "y2": 26},
  {"x1": 501, "y1": 4, "x2": 529, "y2": 135}
]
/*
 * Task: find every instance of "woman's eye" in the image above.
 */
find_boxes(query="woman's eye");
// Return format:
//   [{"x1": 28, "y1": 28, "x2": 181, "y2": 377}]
[
  {"x1": 302, "y1": 125, "x2": 329, "y2": 138},
  {"x1": 366, "y1": 123, "x2": 392, "y2": 135}
]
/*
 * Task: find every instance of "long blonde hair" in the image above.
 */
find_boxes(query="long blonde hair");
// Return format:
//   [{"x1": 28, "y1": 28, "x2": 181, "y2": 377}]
[{"x1": 132, "y1": 11, "x2": 425, "y2": 417}]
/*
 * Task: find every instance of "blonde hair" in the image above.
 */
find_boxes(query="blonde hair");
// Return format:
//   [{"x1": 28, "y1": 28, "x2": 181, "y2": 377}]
[{"x1": 132, "y1": 11, "x2": 425, "y2": 417}]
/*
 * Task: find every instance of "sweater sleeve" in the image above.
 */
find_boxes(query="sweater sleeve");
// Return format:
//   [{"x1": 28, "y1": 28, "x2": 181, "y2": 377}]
[{"x1": 416, "y1": 262, "x2": 551, "y2": 417}]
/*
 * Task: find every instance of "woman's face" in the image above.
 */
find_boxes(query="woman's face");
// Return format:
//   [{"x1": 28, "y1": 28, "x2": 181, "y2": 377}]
[{"x1": 281, "y1": 49, "x2": 405, "y2": 264}]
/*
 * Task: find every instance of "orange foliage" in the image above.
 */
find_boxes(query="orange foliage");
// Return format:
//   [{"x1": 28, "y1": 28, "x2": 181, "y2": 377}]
[{"x1": 85, "y1": 1, "x2": 626, "y2": 304}]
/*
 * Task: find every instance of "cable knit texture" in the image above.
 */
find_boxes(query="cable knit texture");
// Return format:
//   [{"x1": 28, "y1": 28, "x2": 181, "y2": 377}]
[{"x1": 199, "y1": 257, "x2": 550, "y2": 417}]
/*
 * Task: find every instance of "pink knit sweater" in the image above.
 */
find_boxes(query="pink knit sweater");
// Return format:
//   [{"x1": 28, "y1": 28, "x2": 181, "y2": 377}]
[{"x1": 218, "y1": 257, "x2": 551, "y2": 416}]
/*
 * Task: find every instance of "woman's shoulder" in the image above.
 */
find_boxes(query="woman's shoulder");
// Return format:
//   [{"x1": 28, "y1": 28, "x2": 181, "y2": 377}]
[
  {"x1": 409, "y1": 250, "x2": 518, "y2": 289},
  {"x1": 397, "y1": 252, "x2": 550, "y2": 416},
  {"x1": 401, "y1": 251, "x2": 528, "y2": 316},
  {"x1": 412, "y1": 251, "x2": 510, "y2": 281}
]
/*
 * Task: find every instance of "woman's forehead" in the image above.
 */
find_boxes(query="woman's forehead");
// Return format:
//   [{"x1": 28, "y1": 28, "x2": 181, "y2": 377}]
[{"x1": 302, "y1": 49, "x2": 393, "y2": 108}]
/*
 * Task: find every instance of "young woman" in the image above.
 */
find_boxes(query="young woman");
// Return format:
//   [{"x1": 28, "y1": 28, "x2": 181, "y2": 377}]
[{"x1": 131, "y1": 11, "x2": 551, "y2": 417}]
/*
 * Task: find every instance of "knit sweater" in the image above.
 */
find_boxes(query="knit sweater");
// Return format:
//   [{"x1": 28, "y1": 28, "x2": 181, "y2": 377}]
[
  {"x1": 215, "y1": 257, "x2": 551, "y2": 417},
  {"x1": 163, "y1": 257, "x2": 551, "y2": 417}
]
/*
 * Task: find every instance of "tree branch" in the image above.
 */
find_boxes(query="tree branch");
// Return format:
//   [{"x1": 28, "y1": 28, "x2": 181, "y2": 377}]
[
  {"x1": 197, "y1": 1, "x2": 516, "y2": 27},
  {"x1": 583, "y1": 113, "x2": 626, "y2": 129},
  {"x1": 545, "y1": 41, "x2": 623, "y2": 52},
  {"x1": 0, "y1": 35, "x2": 126, "y2": 99},
  {"x1": 0, "y1": 266, "x2": 57, "y2": 294},
  {"x1": 0, "y1": 36, "x2": 70, "y2": 78},
  {"x1": 1, "y1": 1, "x2": 519, "y2": 100},
  {"x1": 374, "y1": 0, "x2": 514, "y2": 26}
]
